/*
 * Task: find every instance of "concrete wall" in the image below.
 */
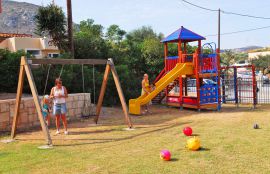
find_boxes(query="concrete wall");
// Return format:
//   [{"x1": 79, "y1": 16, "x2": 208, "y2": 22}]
[{"x1": 0, "y1": 93, "x2": 91, "y2": 132}]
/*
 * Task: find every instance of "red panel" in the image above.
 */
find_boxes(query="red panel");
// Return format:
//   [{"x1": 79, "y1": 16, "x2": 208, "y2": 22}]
[
  {"x1": 167, "y1": 96, "x2": 181, "y2": 103},
  {"x1": 183, "y1": 97, "x2": 198, "y2": 105}
]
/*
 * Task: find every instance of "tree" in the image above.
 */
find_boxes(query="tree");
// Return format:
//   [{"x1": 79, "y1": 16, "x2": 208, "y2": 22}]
[
  {"x1": 74, "y1": 19, "x2": 108, "y2": 59},
  {"x1": 221, "y1": 50, "x2": 237, "y2": 66},
  {"x1": 251, "y1": 55, "x2": 270, "y2": 74},
  {"x1": 35, "y1": 4, "x2": 68, "y2": 51},
  {"x1": 141, "y1": 37, "x2": 164, "y2": 75},
  {"x1": 106, "y1": 25, "x2": 126, "y2": 43},
  {"x1": 221, "y1": 50, "x2": 248, "y2": 66}
]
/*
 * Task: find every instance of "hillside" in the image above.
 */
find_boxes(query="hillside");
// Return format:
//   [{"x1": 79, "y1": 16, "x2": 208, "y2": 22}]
[
  {"x1": 231, "y1": 46, "x2": 263, "y2": 53},
  {"x1": 0, "y1": 0, "x2": 39, "y2": 35}
]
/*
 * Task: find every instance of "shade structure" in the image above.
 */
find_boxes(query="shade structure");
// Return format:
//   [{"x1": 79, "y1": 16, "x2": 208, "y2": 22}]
[{"x1": 161, "y1": 26, "x2": 205, "y2": 43}]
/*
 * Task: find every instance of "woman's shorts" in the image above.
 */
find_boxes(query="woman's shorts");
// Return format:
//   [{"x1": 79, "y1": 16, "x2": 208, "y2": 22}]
[{"x1": 53, "y1": 103, "x2": 67, "y2": 115}]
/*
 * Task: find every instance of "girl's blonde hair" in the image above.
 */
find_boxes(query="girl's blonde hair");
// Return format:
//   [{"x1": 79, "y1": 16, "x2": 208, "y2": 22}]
[{"x1": 43, "y1": 95, "x2": 50, "y2": 103}]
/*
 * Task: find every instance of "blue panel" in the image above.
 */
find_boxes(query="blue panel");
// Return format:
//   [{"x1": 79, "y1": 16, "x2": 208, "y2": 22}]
[
  {"x1": 200, "y1": 83, "x2": 219, "y2": 104},
  {"x1": 180, "y1": 27, "x2": 205, "y2": 41},
  {"x1": 202, "y1": 54, "x2": 217, "y2": 58},
  {"x1": 161, "y1": 29, "x2": 181, "y2": 42},
  {"x1": 167, "y1": 56, "x2": 179, "y2": 60}
]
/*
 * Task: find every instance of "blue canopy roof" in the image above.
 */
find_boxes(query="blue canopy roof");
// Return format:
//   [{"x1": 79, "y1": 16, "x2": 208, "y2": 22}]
[{"x1": 161, "y1": 26, "x2": 206, "y2": 43}]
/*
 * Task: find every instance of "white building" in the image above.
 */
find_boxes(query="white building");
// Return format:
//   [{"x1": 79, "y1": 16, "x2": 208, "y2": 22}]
[{"x1": 248, "y1": 51, "x2": 270, "y2": 60}]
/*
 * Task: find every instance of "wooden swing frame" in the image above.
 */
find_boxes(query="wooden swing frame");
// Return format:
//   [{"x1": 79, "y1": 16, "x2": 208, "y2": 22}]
[{"x1": 11, "y1": 56, "x2": 133, "y2": 145}]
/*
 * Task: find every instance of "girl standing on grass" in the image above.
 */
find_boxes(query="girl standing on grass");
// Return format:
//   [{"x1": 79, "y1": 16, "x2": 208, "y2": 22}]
[
  {"x1": 50, "y1": 78, "x2": 69, "y2": 135},
  {"x1": 141, "y1": 73, "x2": 152, "y2": 114}
]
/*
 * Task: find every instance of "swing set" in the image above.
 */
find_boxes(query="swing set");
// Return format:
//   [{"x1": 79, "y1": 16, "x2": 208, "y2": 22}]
[
  {"x1": 42, "y1": 61, "x2": 96, "y2": 117},
  {"x1": 11, "y1": 57, "x2": 133, "y2": 145}
]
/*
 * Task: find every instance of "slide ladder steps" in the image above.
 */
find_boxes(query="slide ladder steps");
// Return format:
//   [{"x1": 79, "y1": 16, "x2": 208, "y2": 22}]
[{"x1": 152, "y1": 79, "x2": 178, "y2": 104}]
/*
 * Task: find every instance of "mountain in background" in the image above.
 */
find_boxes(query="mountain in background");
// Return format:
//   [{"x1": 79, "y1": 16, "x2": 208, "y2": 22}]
[
  {"x1": 231, "y1": 46, "x2": 264, "y2": 53},
  {"x1": 0, "y1": 0, "x2": 39, "y2": 35}
]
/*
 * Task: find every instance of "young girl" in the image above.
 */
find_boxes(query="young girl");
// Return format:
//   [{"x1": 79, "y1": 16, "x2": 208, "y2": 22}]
[
  {"x1": 42, "y1": 95, "x2": 51, "y2": 126},
  {"x1": 141, "y1": 73, "x2": 152, "y2": 114}
]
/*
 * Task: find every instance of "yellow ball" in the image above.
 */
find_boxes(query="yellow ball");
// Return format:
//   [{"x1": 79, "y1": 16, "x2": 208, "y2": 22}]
[{"x1": 187, "y1": 137, "x2": 200, "y2": 151}]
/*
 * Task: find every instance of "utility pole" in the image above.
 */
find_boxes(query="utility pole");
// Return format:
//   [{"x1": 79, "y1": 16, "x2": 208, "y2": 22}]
[
  {"x1": 217, "y1": 8, "x2": 221, "y2": 111},
  {"x1": 67, "y1": 0, "x2": 74, "y2": 58},
  {"x1": 218, "y1": 8, "x2": 221, "y2": 51},
  {"x1": 0, "y1": 0, "x2": 2, "y2": 13}
]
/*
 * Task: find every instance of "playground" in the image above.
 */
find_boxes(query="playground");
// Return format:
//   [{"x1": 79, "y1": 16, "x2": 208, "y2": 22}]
[
  {"x1": 0, "y1": 25, "x2": 265, "y2": 174},
  {"x1": 1, "y1": 105, "x2": 270, "y2": 173}
]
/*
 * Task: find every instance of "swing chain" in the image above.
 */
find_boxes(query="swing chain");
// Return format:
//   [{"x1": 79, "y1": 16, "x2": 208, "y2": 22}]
[{"x1": 43, "y1": 64, "x2": 52, "y2": 95}]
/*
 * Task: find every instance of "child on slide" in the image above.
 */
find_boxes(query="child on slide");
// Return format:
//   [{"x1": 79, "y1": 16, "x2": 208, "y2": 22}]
[{"x1": 42, "y1": 95, "x2": 51, "y2": 126}]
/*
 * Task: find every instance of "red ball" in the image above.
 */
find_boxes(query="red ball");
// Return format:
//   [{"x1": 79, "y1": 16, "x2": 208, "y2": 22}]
[
  {"x1": 160, "y1": 150, "x2": 171, "y2": 161},
  {"x1": 183, "y1": 127, "x2": 193, "y2": 136}
]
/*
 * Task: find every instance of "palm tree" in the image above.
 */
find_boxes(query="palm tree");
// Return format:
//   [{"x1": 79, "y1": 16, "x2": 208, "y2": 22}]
[{"x1": 35, "y1": 4, "x2": 68, "y2": 51}]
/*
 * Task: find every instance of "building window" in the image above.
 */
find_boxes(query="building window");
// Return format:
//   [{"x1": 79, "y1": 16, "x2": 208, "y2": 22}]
[
  {"x1": 26, "y1": 49, "x2": 41, "y2": 57},
  {"x1": 48, "y1": 53, "x2": 60, "y2": 58}
]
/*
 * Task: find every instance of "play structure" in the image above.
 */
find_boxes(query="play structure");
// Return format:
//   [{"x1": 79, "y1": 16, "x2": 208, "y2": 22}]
[
  {"x1": 11, "y1": 57, "x2": 132, "y2": 145},
  {"x1": 221, "y1": 64, "x2": 257, "y2": 108},
  {"x1": 129, "y1": 26, "x2": 221, "y2": 115}
]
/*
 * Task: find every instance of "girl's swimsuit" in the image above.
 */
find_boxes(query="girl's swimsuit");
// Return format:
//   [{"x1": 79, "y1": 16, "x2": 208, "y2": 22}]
[{"x1": 42, "y1": 104, "x2": 49, "y2": 118}]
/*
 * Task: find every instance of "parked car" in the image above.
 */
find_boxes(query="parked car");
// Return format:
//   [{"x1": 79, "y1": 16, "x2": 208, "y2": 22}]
[
  {"x1": 238, "y1": 71, "x2": 269, "y2": 84},
  {"x1": 256, "y1": 71, "x2": 270, "y2": 84},
  {"x1": 237, "y1": 71, "x2": 253, "y2": 79}
]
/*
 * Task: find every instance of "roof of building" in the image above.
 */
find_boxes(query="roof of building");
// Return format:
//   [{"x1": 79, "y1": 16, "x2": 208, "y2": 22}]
[
  {"x1": 0, "y1": 33, "x2": 32, "y2": 43},
  {"x1": 161, "y1": 26, "x2": 206, "y2": 43}
]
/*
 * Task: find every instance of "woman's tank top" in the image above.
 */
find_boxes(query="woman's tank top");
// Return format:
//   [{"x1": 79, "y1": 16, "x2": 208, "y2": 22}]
[{"x1": 53, "y1": 86, "x2": 66, "y2": 104}]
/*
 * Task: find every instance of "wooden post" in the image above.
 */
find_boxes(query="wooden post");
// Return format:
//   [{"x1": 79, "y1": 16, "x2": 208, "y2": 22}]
[
  {"x1": 164, "y1": 43, "x2": 168, "y2": 72},
  {"x1": 95, "y1": 63, "x2": 111, "y2": 123},
  {"x1": 195, "y1": 48, "x2": 201, "y2": 111},
  {"x1": 164, "y1": 43, "x2": 168, "y2": 103},
  {"x1": 109, "y1": 59, "x2": 133, "y2": 128},
  {"x1": 184, "y1": 42, "x2": 187, "y2": 62},
  {"x1": 11, "y1": 57, "x2": 52, "y2": 145},
  {"x1": 178, "y1": 40, "x2": 182, "y2": 63},
  {"x1": 178, "y1": 41, "x2": 183, "y2": 108},
  {"x1": 95, "y1": 59, "x2": 133, "y2": 128},
  {"x1": 11, "y1": 58, "x2": 25, "y2": 138},
  {"x1": 23, "y1": 57, "x2": 52, "y2": 145}
]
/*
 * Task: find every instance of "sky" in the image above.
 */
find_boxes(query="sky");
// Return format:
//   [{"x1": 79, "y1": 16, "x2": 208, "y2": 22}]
[{"x1": 13, "y1": 0, "x2": 270, "y2": 49}]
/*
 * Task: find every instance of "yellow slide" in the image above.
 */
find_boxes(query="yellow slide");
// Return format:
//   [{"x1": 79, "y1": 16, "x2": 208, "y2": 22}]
[{"x1": 129, "y1": 63, "x2": 194, "y2": 115}]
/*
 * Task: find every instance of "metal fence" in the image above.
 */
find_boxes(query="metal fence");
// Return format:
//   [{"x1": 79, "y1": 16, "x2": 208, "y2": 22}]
[
  {"x1": 222, "y1": 78, "x2": 270, "y2": 104},
  {"x1": 184, "y1": 78, "x2": 270, "y2": 105},
  {"x1": 256, "y1": 78, "x2": 270, "y2": 104}
]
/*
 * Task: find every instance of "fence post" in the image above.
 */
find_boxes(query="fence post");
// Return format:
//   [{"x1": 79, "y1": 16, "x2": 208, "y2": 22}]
[
  {"x1": 234, "y1": 67, "x2": 239, "y2": 107},
  {"x1": 252, "y1": 65, "x2": 257, "y2": 109}
]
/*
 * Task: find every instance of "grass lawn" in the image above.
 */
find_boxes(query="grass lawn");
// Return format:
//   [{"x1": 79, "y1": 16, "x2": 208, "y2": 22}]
[{"x1": 1, "y1": 104, "x2": 270, "y2": 174}]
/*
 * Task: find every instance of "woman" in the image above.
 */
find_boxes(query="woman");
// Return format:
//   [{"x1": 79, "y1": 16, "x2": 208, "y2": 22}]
[
  {"x1": 141, "y1": 73, "x2": 152, "y2": 114},
  {"x1": 50, "y1": 78, "x2": 68, "y2": 135}
]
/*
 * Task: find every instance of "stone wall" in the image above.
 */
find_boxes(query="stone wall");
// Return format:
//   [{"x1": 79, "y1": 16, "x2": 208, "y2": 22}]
[{"x1": 0, "y1": 93, "x2": 91, "y2": 132}]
